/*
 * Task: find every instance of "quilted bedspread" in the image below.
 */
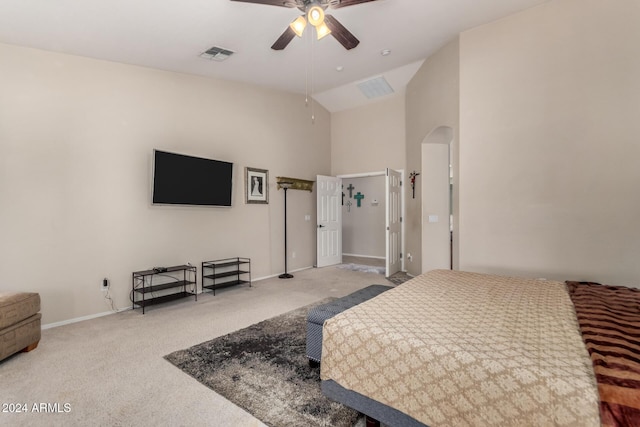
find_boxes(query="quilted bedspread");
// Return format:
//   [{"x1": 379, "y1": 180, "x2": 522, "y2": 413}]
[{"x1": 320, "y1": 269, "x2": 601, "y2": 427}]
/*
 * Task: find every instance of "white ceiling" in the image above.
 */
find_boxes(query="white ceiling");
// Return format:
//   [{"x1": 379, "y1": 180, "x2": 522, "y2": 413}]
[{"x1": 0, "y1": 0, "x2": 549, "y2": 112}]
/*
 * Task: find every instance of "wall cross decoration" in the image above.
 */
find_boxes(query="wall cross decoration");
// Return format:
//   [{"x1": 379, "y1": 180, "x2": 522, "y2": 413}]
[
  {"x1": 347, "y1": 183, "x2": 355, "y2": 198},
  {"x1": 409, "y1": 171, "x2": 420, "y2": 199},
  {"x1": 346, "y1": 200, "x2": 352, "y2": 212},
  {"x1": 354, "y1": 192, "x2": 364, "y2": 207}
]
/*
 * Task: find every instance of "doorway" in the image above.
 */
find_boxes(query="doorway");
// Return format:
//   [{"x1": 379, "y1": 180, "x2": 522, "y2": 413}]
[
  {"x1": 317, "y1": 170, "x2": 404, "y2": 277},
  {"x1": 341, "y1": 175, "x2": 385, "y2": 261}
]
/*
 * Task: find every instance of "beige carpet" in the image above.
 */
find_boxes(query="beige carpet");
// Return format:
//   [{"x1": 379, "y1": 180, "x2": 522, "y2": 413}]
[{"x1": 0, "y1": 265, "x2": 395, "y2": 427}]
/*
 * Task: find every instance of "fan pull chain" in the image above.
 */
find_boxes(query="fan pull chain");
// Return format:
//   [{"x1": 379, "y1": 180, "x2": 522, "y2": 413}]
[
  {"x1": 311, "y1": 29, "x2": 315, "y2": 124},
  {"x1": 305, "y1": 24, "x2": 309, "y2": 108}
]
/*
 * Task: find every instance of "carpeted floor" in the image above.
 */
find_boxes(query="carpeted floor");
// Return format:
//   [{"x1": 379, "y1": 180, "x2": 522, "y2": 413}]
[
  {"x1": 164, "y1": 299, "x2": 361, "y2": 427},
  {"x1": 1, "y1": 266, "x2": 410, "y2": 427}
]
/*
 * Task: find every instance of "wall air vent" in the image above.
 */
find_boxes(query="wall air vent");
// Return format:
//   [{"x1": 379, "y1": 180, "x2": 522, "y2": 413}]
[
  {"x1": 357, "y1": 76, "x2": 394, "y2": 99},
  {"x1": 200, "y1": 46, "x2": 235, "y2": 62}
]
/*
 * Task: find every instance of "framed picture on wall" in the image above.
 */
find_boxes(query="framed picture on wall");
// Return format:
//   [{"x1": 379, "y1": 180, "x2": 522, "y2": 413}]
[{"x1": 245, "y1": 167, "x2": 269, "y2": 204}]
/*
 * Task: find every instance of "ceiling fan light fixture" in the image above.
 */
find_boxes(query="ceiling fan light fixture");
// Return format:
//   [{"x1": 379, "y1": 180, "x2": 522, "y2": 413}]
[
  {"x1": 307, "y1": 5, "x2": 325, "y2": 27},
  {"x1": 290, "y1": 15, "x2": 307, "y2": 37},
  {"x1": 316, "y1": 22, "x2": 331, "y2": 40}
]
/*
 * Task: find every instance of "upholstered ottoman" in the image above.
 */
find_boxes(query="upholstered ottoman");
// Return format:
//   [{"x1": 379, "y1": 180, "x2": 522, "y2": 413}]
[
  {"x1": 307, "y1": 285, "x2": 392, "y2": 365},
  {"x1": 0, "y1": 292, "x2": 41, "y2": 362}
]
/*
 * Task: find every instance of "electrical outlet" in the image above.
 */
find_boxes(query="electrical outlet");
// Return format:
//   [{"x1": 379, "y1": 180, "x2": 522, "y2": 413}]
[
  {"x1": 102, "y1": 278, "x2": 109, "y2": 292},
  {"x1": 292, "y1": 251, "x2": 296, "y2": 259}
]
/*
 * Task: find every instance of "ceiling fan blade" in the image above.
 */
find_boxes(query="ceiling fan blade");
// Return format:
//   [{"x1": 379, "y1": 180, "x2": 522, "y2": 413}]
[
  {"x1": 230, "y1": 0, "x2": 298, "y2": 7},
  {"x1": 324, "y1": 15, "x2": 360, "y2": 50},
  {"x1": 271, "y1": 26, "x2": 296, "y2": 50},
  {"x1": 328, "y1": 0, "x2": 379, "y2": 9}
]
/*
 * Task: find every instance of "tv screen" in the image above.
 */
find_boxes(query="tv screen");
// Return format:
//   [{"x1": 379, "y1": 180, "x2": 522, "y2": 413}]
[{"x1": 152, "y1": 150, "x2": 233, "y2": 206}]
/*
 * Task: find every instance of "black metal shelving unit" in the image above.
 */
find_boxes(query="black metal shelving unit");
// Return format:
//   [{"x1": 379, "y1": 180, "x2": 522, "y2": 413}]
[
  {"x1": 202, "y1": 257, "x2": 251, "y2": 295},
  {"x1": 132, "y1": 264, "x2": 197, "y2": 314}
]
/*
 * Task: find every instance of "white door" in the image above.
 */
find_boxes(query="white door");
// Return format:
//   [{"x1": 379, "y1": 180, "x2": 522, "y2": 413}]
[
  {"x1": 386, "y1": 168, "x2": 402, "y2": 277},
  {"x1": 316, "y1": 175, "x2": 342, "y2": 268}
]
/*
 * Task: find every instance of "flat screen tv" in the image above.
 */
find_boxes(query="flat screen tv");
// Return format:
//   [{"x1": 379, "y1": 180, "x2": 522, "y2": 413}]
[{"x1": 152, "y1": 150, "x2": 233, "y2": 207}]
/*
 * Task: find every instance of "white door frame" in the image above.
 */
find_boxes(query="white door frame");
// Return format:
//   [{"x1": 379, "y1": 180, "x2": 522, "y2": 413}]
[
  {"x1": 386, "y1": 168, "x2": 402, "y2": 277},
  {"x1": 338, "y1": 170, "x2": 405, "y2": 273}
]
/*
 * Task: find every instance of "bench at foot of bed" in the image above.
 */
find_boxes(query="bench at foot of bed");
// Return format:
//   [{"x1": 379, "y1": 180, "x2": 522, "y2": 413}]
[{"x1": 306, "y1": 284, "x2": 392, "y2": 365}]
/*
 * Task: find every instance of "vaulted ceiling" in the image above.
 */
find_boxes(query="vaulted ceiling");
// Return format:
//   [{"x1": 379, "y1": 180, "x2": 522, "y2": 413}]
[{"x1": 0, "y1": 0, "x2": 549, "y2": 111}]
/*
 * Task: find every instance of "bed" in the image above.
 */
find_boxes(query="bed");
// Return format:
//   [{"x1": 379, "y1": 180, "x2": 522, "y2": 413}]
[{"x1": 320, "y1": 269, "x2": 640, "y2": 427}]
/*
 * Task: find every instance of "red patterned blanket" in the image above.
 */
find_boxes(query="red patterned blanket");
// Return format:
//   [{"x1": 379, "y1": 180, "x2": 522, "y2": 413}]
[{"x1": 566, "y1": 281, "x2": 640, "y2": 427}]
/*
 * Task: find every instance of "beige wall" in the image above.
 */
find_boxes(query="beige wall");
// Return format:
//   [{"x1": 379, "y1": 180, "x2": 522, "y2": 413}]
[
  {"x1": 421, "y1": 143, "x2": 451, "y2": 271},
  {"x1": 5, "y1": 0, "x2": 638, "y2": 326},
  {"x1": 331, "y1": 95, "x2": 405, "y2": 176},
  {"x1": 330, "y1": 95, "x2": 406, "y2": 266},
  {"x1": 0, "y1": 43, "x2": 331, "y2": 324},
  {"x1": 458, "y1": 0, "x2": 640, "y2": 286},
  {"x1": 405, "y1": 38, "x2": 460, "y2": 276}
]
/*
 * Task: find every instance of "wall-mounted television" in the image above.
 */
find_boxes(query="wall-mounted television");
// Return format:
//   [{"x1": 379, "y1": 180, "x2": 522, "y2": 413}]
[{"x1": 152, "y1": 149, "x2": 233, "y2": 207}]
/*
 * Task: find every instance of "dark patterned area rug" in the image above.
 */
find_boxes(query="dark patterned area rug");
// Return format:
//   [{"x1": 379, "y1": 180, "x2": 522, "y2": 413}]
[
  {"x1": 164, "y1": 299, "x2": 361, "y2": 427},
  {"x1": 388, "y1": 271, "x2": 412, "y2": 286}
]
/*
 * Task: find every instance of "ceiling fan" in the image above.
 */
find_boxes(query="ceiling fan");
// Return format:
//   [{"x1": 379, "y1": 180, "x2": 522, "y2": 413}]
[{"x1": 230, "y1": 0, "x2": 379, "y2": 50}]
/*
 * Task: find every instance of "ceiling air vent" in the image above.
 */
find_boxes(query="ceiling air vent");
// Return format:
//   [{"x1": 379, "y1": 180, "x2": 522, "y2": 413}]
[
  {"x1": 357, "y1": 76, "x2": 394, "y2": 99},
  {"x1": 200, "y1": 46, "x2": 235, "y2": 62}
]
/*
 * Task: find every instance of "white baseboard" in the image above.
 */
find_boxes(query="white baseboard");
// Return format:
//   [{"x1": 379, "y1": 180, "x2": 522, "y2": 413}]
[
  {"x1": 250, "y1": 266, "x2": 313, "y2": 281},
  {"x1": 42, "y1": 266, "x2": 315, "y2": 330},
  {"x1": 343, "y1": 253, "x2": 385, "y2": 260},
  {"x1": 42, "y1": 306, "x2": 130, "y2": 330}
]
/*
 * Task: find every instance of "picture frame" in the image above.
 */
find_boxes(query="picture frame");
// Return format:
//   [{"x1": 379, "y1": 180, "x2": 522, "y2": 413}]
[{"x1": 245, "y1": 167, "x2": 269, "y2": 204}]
